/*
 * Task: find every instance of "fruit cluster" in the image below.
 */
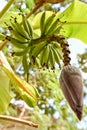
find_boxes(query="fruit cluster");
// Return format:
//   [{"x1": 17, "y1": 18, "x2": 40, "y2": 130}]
[{"x1": 6, "y1": 12, "x2": 83, "y2": 120}]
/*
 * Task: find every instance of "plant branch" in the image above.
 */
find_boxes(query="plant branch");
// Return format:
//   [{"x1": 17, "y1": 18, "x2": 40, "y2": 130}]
[
  {"x1": 32, "y1": 36, "x2": 52, "y2": 44},
  {"x1": 0, "y1": 0, "x2": 15, "y2": 18},
  {"x1": 32, "y1": 35, "x2": 62, "y2": 45},
  {"x1": 25, "y1": 2, "x2": 45, "y2": 19},
  {"x1": 0, "y1": 115, "x2": 39, "y2": 128}
]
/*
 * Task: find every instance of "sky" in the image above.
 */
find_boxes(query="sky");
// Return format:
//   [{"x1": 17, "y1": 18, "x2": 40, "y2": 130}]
[
  {"x1": 68, "y1": 38, "x2": 87, "y2": 65},
  {"x1": 0, "y1": 0, "x2": 7, "y2": 11}
]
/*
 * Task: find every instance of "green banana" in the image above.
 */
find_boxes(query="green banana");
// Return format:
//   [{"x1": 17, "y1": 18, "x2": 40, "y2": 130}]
[
  {"x1": 26, "y1": 19, "x2": 33, "y2": 38},
  {"x1": 52, "y1": 42, "x2": 63, "y2": 59},
  {"x1": 39, "y1": 49, "x2": 44, "y2": 66},
  {"x1": 53, "y1": 26, "x2": 62, "y2": 35},
  {"x1": 51, "y1": 46, "x2": 61, "y2": 67},
  {"x1": 52, "y1": 41, "x2": 60, "y2": 49},
  {"x1": 15, "y1": 47, "x2": 30, "y2": 56},
  {"x1": 44, "y1": 45, "x2": 50, "y2": 66},
  {"x1": 40, "y1": 44, "x2": 50, "y2": 67},
  {"x1": 45, "y1": 19, "x2": 60, "y2": 36},
  {"x1": 12, "y1": 31, "x2": 27, "y2": 42},
  {"x1": 8, "y1": 37, "x2": 28, "y2": 48},
  {"x1": 22, "y1": 54, "x2": 29, "y2": 73},
  {"x1": 30, "y1": 42, "x2": 46, "y2": 58},
  {"x1": 54, "y1": 21, "x2": 66, "y2": 35},
  {"x1": 35, "y1": 57, "x2": 41, "y2": 68},
  {"x1": 14, "y1": 21, "x2": 30, "y2": 40},
  {"x1": 10, "y1": 21, "x2": 28, "y2": 42},
  {"x1": 40, "y1": 12, "x2": 45, "y2": 36},
  {"x1": 57, "y1": 50, "x2": 63, "y2": 60},
  {"x1": 22, "y1": 15, "x2": 33, "y2": 37},
  {"x1": 54, "y1": 48, "x2": 63, "y2": 60},
  {"x1": 49, "y1": 46, "x2": 55, "y2": 68},
  {"x1": 44, "y1": 13, "x2": 55, "y2": 35}
]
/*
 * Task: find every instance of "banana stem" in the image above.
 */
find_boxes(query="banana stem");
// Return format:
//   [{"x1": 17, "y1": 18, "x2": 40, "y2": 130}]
[
  {"x1": 0, "y1": 115, "x2": 39, "y2": 128},
  {"x1": 0, "y1": 0, "x2": 15, "y2": 18},
  {"x1": 25, "y1": 2, "x2": 45, "y2": 19},
  {"x1": 32, "y1": 35, "x2": 59, "y2": 45}
]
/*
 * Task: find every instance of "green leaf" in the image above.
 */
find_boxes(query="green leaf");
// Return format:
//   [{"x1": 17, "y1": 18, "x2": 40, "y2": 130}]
[
  {"x1": 0, "y1": 70, "x2": 11, "y2": 113},
  {"x1": 22, "y1": 54, "x2": 29, "y2": 74},
  {"x1": 0, "y1": 64, "x2": 39, "y2": 107},
  {"x1": 59, "y1": 0, "x2": 87, "y2": 43},
  {"x1": 26, "y1": 0, "x2": 35, "y2": 10}
]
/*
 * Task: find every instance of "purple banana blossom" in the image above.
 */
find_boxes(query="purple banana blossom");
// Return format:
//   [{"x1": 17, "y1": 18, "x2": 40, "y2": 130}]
[{"x1": 59, "y1": 65, "x2": 83, "y2": 120}]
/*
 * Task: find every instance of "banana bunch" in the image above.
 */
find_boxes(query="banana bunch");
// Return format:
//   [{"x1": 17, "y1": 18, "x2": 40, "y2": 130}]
[
  {"x1": 5, "y1": 15, "x2": 34, "y2": 74},
  {"x1": 29, "y1": 12, "x2": 63, "y2": 69},
  {"x1": 6, "y1": 12, "x2": 63, "y2": 70},
  {"x1": 7, "y1": 15, "x2": 33, "y2": 54},
  {"x1": 30, "y1": 41, "x2": 62, "y2": 69},
  {"x1": 40, "y1": 12, "x2": 63, "y2": 37},
  {"x1": 40, "y1": 41, "x2": 62, "y2": 68}
]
